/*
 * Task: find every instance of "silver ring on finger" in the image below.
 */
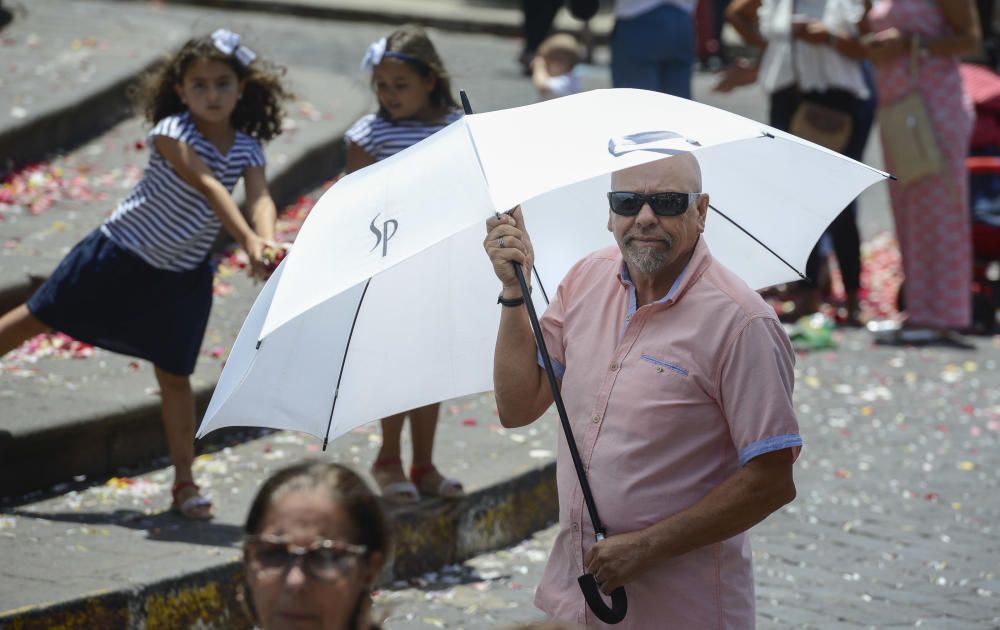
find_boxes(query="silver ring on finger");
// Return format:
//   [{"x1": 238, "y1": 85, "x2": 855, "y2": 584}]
[{"x1": 497, "y1": 237, "x2": 505, "y2": 248}]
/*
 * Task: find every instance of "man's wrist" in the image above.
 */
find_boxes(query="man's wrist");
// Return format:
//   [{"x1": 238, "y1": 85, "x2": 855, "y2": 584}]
[
  {"x1": 500, "y1": 285, "x2": 525, "y2": 300},
  {"x1": 498, "y1": 285, "x2": 531, "y2": 307}
]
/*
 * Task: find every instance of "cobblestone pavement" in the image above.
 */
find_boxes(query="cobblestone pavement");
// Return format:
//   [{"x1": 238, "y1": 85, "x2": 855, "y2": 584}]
[{"x1": 376, "y1": 329, "x2": 1000, "y2": 629}]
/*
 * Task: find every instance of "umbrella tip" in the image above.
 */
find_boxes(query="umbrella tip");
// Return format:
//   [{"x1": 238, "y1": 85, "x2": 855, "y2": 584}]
[
  {"x1": 256, "y1": 339, "x2": 262, "y2": 350},
  {"x1": 460, "y1": 90, "x2": 473, "y2": 115}
]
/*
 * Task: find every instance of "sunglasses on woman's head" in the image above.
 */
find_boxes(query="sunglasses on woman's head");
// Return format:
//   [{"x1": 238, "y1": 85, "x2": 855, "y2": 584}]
[
  {"x1": 244, "y1": 534, "x2": 367, "y2": 582},
  {"x1": 607, "y1": 191, "x2": 701, "y2": 217}
]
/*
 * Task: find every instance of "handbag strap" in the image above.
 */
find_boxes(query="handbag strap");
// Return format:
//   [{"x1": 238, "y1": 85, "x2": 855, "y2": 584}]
[{"x1": 908, "y1": 32, "x2": 922, "y2": 89}]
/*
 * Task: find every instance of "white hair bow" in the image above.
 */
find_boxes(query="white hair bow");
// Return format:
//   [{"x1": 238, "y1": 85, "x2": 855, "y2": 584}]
[
  {"x1": 360, "y1": 37, "x2": 387, "y2": 72},
  {"x1": 211, "y1": 29, "x2": 257, "y2": 66}
]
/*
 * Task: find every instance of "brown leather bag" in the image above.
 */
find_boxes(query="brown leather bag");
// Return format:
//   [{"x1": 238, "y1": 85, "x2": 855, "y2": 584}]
[{"x1": 790, "y1": 97, "x2": 854, "y2": 152}]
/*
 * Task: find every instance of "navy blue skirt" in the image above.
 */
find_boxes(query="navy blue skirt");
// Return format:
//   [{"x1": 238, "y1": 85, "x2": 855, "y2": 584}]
[{"x1": 27, "y1": 229, "x2": 213, "y2": 376}]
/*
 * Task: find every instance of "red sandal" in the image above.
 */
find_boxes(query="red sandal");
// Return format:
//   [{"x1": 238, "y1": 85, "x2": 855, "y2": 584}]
[
  {"x1": 410, "y1": 464, "x2": 464, "y2": 499},
  {"x1": 372, "y1": 457, "x2": 420, "y2": 504},
  {"x1": 171, "y1": 480, "x2": 213, "y2": 520}
]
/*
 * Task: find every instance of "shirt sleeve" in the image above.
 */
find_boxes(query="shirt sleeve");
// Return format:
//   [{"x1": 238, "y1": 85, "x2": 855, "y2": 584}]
[
  {"x1": 249, "y1": 138, "x2": 267, "y2": 168},
  {"x1": 344, "y1": 114, "x2": 377, "y2": 155},
  {"x1": 544, "y1": 75, "x2": 574, "y2": 99},
  {"x1": 718, "y1": 315, "x2": 802, "y2": 466},
  {"x1": 536, "y1": 279, "x2": 569, "y2": 378},
  {"x1": 148, "y1": 114, "x2": 195, "y2": 145}
]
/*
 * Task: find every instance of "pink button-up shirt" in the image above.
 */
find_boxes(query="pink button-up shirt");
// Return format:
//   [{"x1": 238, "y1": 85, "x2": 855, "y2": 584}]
[{"x1": 534, "y1": 238, "x2": 801, "y2": 629}]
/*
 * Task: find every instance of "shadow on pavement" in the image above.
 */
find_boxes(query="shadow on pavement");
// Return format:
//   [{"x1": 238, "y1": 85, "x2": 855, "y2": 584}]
[{"x1": 6, "y1": 507, "x2": 244, "y2": 547}]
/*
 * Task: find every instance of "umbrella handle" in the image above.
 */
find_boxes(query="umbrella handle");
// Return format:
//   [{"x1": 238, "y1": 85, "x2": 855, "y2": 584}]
[{"x1": 578, "y1": 574, "x2": 628, "y2": 624}]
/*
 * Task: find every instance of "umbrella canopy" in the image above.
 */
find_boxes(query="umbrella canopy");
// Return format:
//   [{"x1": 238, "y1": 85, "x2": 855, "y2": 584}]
[{"x1": 196, "y1": 88, "x2": 887, "y2": 444}]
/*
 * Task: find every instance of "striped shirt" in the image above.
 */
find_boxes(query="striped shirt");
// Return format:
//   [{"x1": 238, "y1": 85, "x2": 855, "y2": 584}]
[
  {"x1": 101, "y1": 111, "x2": 266, "y2": 271},
  {"x1": 345, "y1": 109, "x2": 463, "y2": 163}
]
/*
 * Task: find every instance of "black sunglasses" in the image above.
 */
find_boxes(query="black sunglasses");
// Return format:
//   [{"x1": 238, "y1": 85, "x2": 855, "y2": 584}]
[
  {"x1": 245, "y1": 534, "x2": 367, "y2": 582},
  {"x1": 607, "y1": 191, "x2": 701, "y2": 217}
]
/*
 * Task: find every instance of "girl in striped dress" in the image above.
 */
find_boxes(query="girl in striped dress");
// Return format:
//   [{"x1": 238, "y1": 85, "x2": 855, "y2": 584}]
[
  {"x1": 344, "y1": 25, "x2": 465, "y2": 504},
  {"x1": 0, "y1": 30, "x2": 290, "y2": 519}
]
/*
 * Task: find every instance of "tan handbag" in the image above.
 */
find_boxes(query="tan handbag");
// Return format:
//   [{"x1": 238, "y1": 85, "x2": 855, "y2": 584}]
[
  {"x1": 876, "y1": 36, "x2": 943, "y2": 185},
  {"x1": 790, "y1": 97, "x2": 854, "y2": 152},
  {"x1": 786, "y1": 5, "x2": 854, "y2": 153}
]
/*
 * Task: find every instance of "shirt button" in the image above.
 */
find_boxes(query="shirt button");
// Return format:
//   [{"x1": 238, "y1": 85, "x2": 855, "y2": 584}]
[
  {"x1": 572, "y1": 523, "x2": 579, "y2": 531},
  {"x1": 610, "y1": 362, "x2": 619, "y2": 371},
  {"x1": 656, "y1": 366, "x2": 664, "y2": 373},
  {"x1": 592, "y1": 415, "x2": 600, "y2": 424}
]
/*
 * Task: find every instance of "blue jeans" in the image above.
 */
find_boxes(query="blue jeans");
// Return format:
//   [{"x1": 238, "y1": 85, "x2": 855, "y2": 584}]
[{"x1": 611, "y1": 3, "x2": 694, "y2": 98}]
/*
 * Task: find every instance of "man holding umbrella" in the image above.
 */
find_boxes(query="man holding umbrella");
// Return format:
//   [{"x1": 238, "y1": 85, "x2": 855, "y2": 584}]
[{"x1": 484, "y1": 152, "x2": 801, "y2": 628}]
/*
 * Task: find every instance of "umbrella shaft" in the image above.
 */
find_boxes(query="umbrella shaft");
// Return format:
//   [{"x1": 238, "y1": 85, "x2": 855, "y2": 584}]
[{"x1": 511, "y1": 261, "x2": 606, "y2": 538}]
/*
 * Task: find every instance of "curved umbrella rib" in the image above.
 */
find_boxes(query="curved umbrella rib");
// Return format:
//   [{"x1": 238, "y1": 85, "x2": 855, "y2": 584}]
[
  {"x1": 708, "y1": 203, "x2": 808, "y2": 281},
  {"x1": 323, "y1": 277, "x2": 373, "y2": 450}
]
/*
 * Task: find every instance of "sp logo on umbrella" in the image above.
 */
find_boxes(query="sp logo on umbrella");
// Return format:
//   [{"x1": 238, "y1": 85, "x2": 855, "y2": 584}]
[
  {"x1": 369, "y1": 214, "x2": 398, "y2": 258},
  {"x1": 608, "y1": 130, "x2": 702, "y2": 157}
]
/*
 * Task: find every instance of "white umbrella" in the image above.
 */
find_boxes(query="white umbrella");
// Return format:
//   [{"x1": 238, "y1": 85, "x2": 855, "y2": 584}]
[{"x1": 196, "y1": 88, "x2": 887, "y2": 445}]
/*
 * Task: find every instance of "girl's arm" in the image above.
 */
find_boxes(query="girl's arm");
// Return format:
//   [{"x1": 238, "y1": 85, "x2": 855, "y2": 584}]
[
  {"x1": 244, "y1": 165, "x2": 276, "y2": 242},
  {"x1": 345, "y1": 142, "x2": 376, "y2": 175},
  {"x1": 530, "y1": 56, "x2": 553, "y2": 97},
  {"x1": 154, "y1": 136, "x2": 266, "y2": 274},
  {"x1": 726, "y1": 0, "x2": 767, "y2": 51}
]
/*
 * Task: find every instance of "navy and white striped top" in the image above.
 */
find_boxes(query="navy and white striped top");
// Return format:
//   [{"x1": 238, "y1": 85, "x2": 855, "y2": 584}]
[
  {"x1": 345, "y1": 109, "x2": 463, "y2": 163},
  {"x1": 101, "y1": 111, "x2": 266, "y2": 271}
]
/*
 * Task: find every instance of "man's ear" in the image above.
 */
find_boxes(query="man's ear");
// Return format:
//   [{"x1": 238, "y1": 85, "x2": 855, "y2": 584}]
[
  {"x1": 696, "y1": 193, "x2": 709, "y2": 232},
  {"x1": 607, "y1": 210, "x2": 613, "y2": 232}
]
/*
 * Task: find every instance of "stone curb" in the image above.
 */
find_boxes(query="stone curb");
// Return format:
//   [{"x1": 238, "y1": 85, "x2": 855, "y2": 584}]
[
  {"x1": 0, "y1": 61, "x2": 152, "y2": 177},
  {"x1": 0, "y1": 463, "x2": 557, "y2": 629}
]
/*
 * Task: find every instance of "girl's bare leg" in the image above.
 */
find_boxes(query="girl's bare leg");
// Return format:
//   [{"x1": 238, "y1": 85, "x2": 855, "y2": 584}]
[
  {"x1": 410, "y1": 403, "x2": 463, "y2": 497},
  {"x1": 0, "y1": 305, "x2": 49, "y2": 357},
  {"x1": 154, "y1": 366, "x2": 211, "y2": 519}
]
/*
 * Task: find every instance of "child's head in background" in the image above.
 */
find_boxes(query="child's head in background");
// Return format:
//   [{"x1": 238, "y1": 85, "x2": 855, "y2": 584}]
[
  {"x1": 537, "y1": 33, "x2": 581, "y2": 78},
  {"x1": 362, "y1": 25, "x2": 458, "y2": 122},
  {"x1": 134, "y1": 29, "x2": 290, "y2": 142}
]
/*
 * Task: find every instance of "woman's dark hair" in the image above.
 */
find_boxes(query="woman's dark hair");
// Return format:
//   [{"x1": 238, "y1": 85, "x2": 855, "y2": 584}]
[
  {"x1": 132, "y1": 33, "x2": 291, "y2": 142},
  {"x1": 244, "y1": 460, "x2": 390, "y2": 556},
  {"x1": 374, "y1": 24, "x2": 459, "y2": 119}
]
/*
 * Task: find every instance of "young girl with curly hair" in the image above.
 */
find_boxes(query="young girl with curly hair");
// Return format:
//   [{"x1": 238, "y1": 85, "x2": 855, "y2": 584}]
[{"x1": 0, "y1": 29, "x2": 291, "y2": 519}]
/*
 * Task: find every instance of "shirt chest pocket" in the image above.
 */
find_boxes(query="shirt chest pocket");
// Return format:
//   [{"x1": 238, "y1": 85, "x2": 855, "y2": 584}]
[
  {"x1": 639, "y1": 354, "x2": 689, "y2": 377},
  {"x1": 623, "y1": 352, "x2": 710, "y2": 413}
]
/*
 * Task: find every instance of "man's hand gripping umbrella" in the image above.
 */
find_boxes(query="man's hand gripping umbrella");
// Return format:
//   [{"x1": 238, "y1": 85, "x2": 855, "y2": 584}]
[{"x1": 464, "y1": 91, "x2": 628, "y2": 625}]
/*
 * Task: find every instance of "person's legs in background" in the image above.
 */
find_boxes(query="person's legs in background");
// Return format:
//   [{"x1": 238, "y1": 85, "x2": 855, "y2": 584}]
[
  {"x1": 408, "y1": 402, "x2": 463, "y2": 498},
  {"x1": 612, "y1": 3, "x2": 695, "y2": 98},
  {"x1": 373, "y1": 412, "x2": 419, "y2": 503},
  {"x1": 520, "y1": 0, "x2": 564, "y2": 75},
  {"x1": 711, "y1": 0, "x2": 732, "y2": 66}
]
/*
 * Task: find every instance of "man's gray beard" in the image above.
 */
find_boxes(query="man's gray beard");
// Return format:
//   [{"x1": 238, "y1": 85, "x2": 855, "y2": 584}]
[{"x1": 625, "y1": 241, "x2": 670, "y2": 274}]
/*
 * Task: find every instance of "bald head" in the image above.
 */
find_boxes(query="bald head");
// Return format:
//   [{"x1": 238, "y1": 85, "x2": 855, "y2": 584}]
[{"x1": 611, "y1": 153, "x2": 702, "y2": 194}]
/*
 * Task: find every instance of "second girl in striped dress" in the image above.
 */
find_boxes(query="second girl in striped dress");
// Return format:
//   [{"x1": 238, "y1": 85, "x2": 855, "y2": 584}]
[{"x1": 344, "y1": 25, "x2": 465, "y2": 504}]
